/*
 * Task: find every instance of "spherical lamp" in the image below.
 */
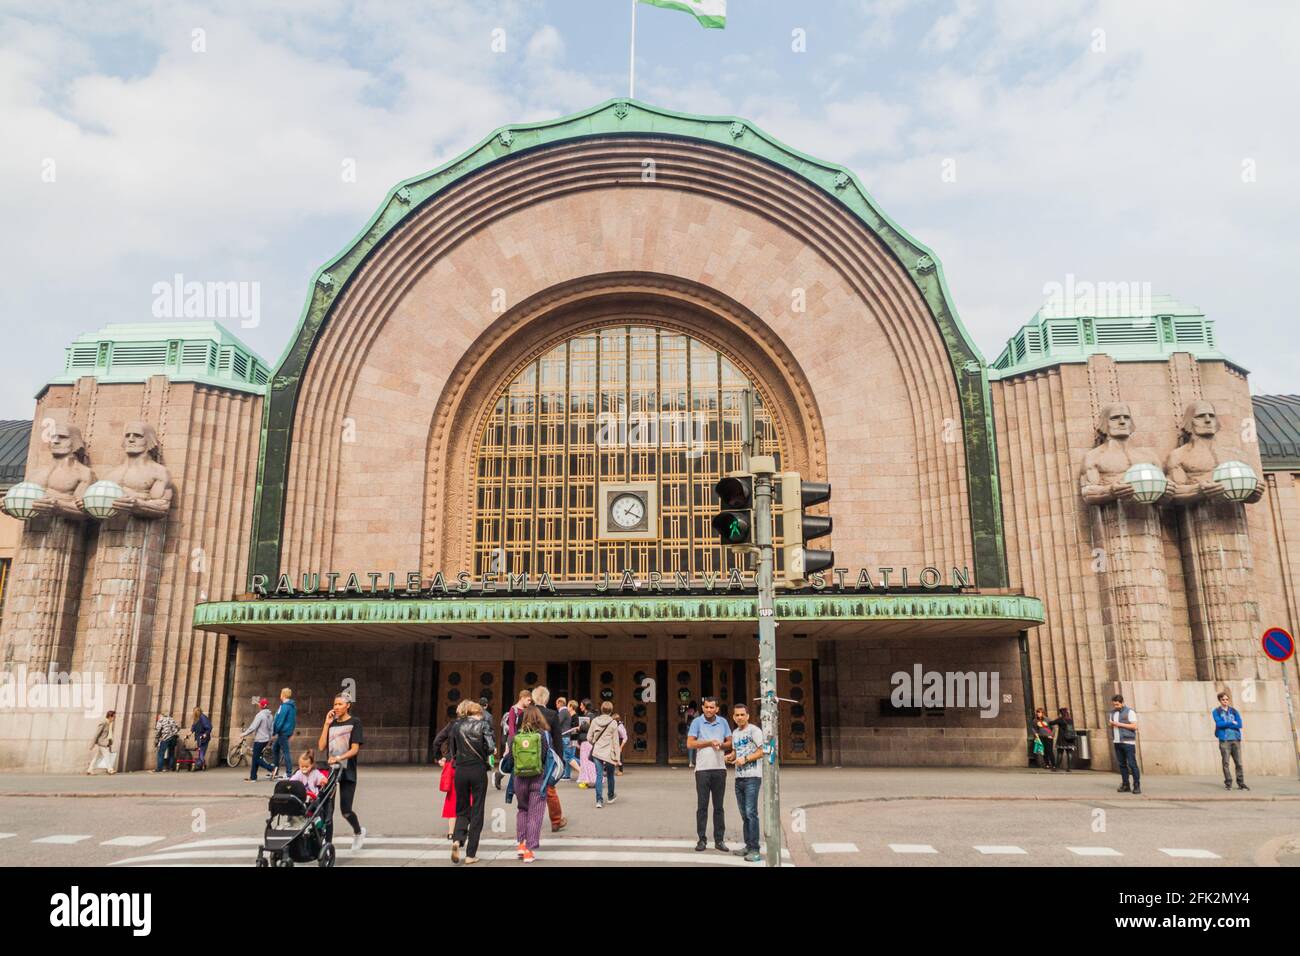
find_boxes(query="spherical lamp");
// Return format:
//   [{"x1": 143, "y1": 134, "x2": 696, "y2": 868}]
[
  {"x1": 1213, "y1": 460, "x2": 1259, "y2": 502},
  {"x1": 1123, "y1": 463, "x2": 1167, "y2": 504},
  {"x1": 83, "y1": 479, "x2": 125, "y2": 519},
  {"x1": 1, "y1": 481, "x2": 46, "y2": 519}
]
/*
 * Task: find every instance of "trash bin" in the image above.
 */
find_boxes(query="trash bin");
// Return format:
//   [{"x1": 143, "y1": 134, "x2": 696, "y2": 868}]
[{"x1": 1074, "y1": 729, "x2": 1091, "y2": 768}]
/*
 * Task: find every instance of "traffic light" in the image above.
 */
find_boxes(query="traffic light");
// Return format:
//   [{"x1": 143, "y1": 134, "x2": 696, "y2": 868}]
[
  {"x1": 780, "y1": 472, "x2": 833, "y2": 585},
  {"x1": 711, "y1": 473, "x2": 754, "y2": 546}
]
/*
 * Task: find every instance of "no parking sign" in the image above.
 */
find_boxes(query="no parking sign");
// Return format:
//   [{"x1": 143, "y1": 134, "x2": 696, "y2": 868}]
[{"x1": 1262, "y1": 627, "x2": 1295, "y2": 663}]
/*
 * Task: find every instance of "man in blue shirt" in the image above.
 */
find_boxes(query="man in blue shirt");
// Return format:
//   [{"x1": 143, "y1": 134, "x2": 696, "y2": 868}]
[
  {"x1": 1213, "y1": 691, "x2": 1249, "y2": 791},
  {"x1": 687, "y1": 696, "x2": 731, "y2": 852}
]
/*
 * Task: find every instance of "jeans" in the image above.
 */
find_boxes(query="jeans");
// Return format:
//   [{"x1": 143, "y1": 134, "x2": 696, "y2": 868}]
[
  {"x1": 694, "y1": 769, "x2": 726, "y2": 843},
  {"x1": 514, "y1": 773, "x2": 546, "y2": 849},
  {"x1": 734, "y1": 776, "x2": 761, "y2": 852},
  {"x1": 1219, "y1": 739, "x2": 1245, "y2": 786},
  {"x1": 594, "y1": 759, "x2": 616, "y2": 802},
  {"x1": 156, "y1": 735, "x2": 177, "y2": 771},
  {"x1": 250, "y1": 739, "x2": 276, "y2": 780},
  {"x1": 273, "y1": 733, "x2": 294, "y2": 775},
  {"x1": 1114, "y1": 742, "x2": 1140, "y2": 788},
  {"x1": 453, "y1": 765, "x2": 488, "y2": 857},
  {"x1": 562, "y1": 742, "x2": 577, "y2": 780},
  {"x1": 194, "y1": 737, "x2": 209, "y2": 769}
]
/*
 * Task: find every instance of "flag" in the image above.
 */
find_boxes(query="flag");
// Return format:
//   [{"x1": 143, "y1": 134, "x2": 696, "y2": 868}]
[{"x1": 639, "y1": 0, "x2": 726, "y2": 30}]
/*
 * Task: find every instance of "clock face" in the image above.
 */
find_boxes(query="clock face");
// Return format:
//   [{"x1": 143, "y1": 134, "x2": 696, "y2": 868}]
[{"x1": 610, "y1": 493, "x2": 646, "y2": 529}]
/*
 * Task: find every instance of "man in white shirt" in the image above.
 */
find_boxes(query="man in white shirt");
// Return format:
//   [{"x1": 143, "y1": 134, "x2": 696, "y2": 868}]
[{"x1": 725, "y1": 703, "x2": 765, "y2": 862}]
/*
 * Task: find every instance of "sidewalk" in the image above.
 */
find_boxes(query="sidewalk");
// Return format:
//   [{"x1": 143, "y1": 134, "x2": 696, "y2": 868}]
[{"x1": 2, "y1": 764, "x2": 1296, "y2": 801}]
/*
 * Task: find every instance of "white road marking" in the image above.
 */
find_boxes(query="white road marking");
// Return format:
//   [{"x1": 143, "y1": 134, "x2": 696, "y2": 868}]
[
  {"x1": 888, "y1": 844, "x2": 938, "y2": 854},
  {"x1": 113, "y1": 835, "x2": 793, "y2": 867},
  {"x1": 811, "y1": 842, "x2": 860, "y2": 854},
  {"x1": 1067, "y1": 846, "x2": 1122, "y2": 857},
  {"x1": 974, "y1": 845, "x2": 1027, "y2": 855},
  {"x1": 1159, "y1": 848, "x2": 1220, "y2": 859},
  {"x1": 33, "y1": 834, "x2": 92, "y2": 845},
  {"x1": 101, "y1": 836, "x2": 167, "y2": 847},
  {"x1": 0, "y1": 833, "x2": 17, "y2": 840}
]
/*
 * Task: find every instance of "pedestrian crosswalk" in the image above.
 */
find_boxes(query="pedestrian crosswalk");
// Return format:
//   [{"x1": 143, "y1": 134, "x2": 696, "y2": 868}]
[
  {"x1": 103, "y1": 835, "x2": 796, "y2": 867},
  {"x1": 797, "y1": 842, "x2": 1226, "y2": 862},
  {"x1": 0, "y1": 828, "x2": 1231, "y2": 866}
]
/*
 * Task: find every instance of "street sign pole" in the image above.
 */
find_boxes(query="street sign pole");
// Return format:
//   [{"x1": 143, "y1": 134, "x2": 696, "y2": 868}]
[{"x1": 744, "y1": 389, "x2": 782, "y2": 868}]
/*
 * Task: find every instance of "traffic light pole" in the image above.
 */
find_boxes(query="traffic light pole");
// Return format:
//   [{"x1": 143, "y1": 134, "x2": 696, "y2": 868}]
[
  {"x1": 742, "y1": 389, "x2": 782, "y2": 868},
  {"x1": 754, "y1": 464, "x2": 782, "y2": 868}
]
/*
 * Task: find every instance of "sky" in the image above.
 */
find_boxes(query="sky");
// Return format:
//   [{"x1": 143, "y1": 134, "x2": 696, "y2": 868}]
[{"x1": 1, "y1": 0, "x2": 1297, "y2": 418}]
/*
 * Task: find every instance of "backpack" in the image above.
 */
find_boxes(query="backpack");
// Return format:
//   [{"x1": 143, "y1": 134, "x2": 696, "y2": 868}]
[{"x1": 512, "y1": 730, "x2": 544, "y2": 777}]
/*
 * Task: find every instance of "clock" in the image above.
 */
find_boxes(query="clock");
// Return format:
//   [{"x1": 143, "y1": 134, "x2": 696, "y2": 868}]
[
  {"x1": 610, "y1": 493, "x2": 646, "y2": 529},
  {"x1": 597, "y1": 482, "x2": 657, "y2": 539}
]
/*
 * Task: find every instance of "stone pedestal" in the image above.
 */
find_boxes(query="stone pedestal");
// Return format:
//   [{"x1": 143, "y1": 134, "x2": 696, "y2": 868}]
[
  {"x1": 1179, "y1": 500, "x2": 1260, "y2": 681},
  {"x1": 0, "y1": 681, "x2": 152, "y2": 773},
  {"x1": 79, "y1": 514, "x2": 166, "y2": 683},
  {"x1": 1089, "y1": 499, "x2": 1179, "y2": 681},
  {"x1": 0, "y1": 516, "x2": 87, "y2": 672},
  {"x1": 1113, "y1": 679, "x2": 1295, "y2": 777}
]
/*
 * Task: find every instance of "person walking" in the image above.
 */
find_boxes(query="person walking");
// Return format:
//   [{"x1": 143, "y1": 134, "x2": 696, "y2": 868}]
[
  {"x1": 448, "y1": 699, "x2": 495, "y2": 864},
  {"x1": 432, "y1": 706, "x2": 463, "y2": 839},
  {"x1": 152, "y1": 712, "x2": 181, "y2": 772},
  {"x1": 529, "y1": 685, "x2": 568, "y2": 832},
  {"x1": 725, "y1": 703, "x2": 765, "y2": 862},
  {"x1": 687, "y1": 696, "x2": 731, "y2": 852},
  {"x1": 1032, "y1": 707, "x2": 1057, "y2": 771},
  {"x1": 555, "y1": 696, "x2": 574, "y2": 781},
  {"x1": 576, "y1": 699, "x2": 597, "y2": 788},
  {"x1": 1213, "y1": 691, "x2": 1249, "y2": 791},
  {"x1": 587, "y1": 701, "x2": 622, "y2": 808},
  {"x1": 86, "y1": 710, "x2": 116, "y2": 775},
  {"x1": 498, "y1": 688, "x2": 532, "y2": 800},
  {"x1": 190, "y1": 707, "x2": 212, "y2": 771},
  {"x1": 318, "y1": 693, "x2": 367, "y2": 850},
  {"x1": 613, "y1": 711, "x2": 627, "y2": 775},
  {"x1": 272, "y1": 687, "x2": 297, "y2": 780},
  {"x1": 1048, "y1": 707, "x2": 1078, "y2": 772},
  {"x1": 511, "y1": 705, "x2": 551, "y2": 863},
  {"x1": 241, "y1": 698, "x2": 277, "y2": 782},
  {"x1": 1109, "y1": 694, "x2": 1141, "y2": 794}
]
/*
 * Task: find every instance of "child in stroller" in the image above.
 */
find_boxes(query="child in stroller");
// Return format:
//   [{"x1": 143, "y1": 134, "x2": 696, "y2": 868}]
[{"x1": 256, "y1": 750, "x2": 339, "y2": 868}]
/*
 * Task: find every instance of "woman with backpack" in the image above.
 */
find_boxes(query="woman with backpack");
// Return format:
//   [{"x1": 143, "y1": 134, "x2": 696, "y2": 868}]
[
  {"x1": 511, "y1": 705, "x2": 552, "y2": 863},
  {"x1": 448, "y1": 699, "x2": 495, "y2": 864}
]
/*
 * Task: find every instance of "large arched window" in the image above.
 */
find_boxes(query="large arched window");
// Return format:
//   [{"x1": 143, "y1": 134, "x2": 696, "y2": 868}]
[{"x1": 472, "y1": 324, "x2": 783, "y2": 581}]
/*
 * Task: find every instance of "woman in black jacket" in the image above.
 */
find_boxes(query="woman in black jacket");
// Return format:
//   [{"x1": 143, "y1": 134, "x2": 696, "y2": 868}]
[
  {"x1": 449, "y1": 700, "x2": 495, "y2": 864},
  {"x1": 1049, "y1": 707, "x2": 1079, "y2": 772}
]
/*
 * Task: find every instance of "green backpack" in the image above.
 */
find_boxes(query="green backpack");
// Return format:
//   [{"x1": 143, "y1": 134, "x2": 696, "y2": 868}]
[{"x1": 512, "y1": 730, "x2": 544, "y2": 777}]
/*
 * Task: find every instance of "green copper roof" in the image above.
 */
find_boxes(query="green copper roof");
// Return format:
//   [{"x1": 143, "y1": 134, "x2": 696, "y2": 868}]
[
  {"x1": 989, "y1": 294, "x2": 1239, "y2": 380},
  {"x1": 1253, "y1": 395, "x2": 1300, "y2": 471},
  {"x1": 193, "y1": 592, "x2": 1045, "y2": 632},
  {"x1": 46, "y1": 321, "x2": 270, "y2": 395}
]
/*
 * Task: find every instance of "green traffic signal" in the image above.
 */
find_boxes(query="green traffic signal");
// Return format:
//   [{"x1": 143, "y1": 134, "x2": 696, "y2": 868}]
[{"x1": 712, "y1": 474, "x2": 754, "y2": 546}]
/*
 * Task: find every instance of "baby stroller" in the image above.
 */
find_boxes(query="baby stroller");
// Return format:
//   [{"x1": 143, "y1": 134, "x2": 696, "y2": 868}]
[{"x1": 255, "y1": 768, "x2": 340, "y2": 868}]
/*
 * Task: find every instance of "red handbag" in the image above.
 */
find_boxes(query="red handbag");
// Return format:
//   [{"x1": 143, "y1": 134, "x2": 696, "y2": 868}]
[{"x1": 438, "y1": 760, "x2": 455, "y2": 793}]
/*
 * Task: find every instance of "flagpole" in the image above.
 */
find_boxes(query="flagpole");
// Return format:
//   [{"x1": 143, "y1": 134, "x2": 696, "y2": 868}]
[{"x1": 629, "y1": 0, "x2": 637, "y2": 98}]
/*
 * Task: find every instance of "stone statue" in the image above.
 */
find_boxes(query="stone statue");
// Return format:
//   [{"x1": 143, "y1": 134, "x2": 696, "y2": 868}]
[
  {"x1": 105, "y1": 421, "x2": 174, "y2": 518},
  {"x1": 1165, "y1": 401, "x2": 1264, "y2": 505},
  {"x1": 28, "y1": 423, "x2": 96, "y2": 520},
  {"x1": 1080, "y1": 403, "x2": 1165, "y2": 505}
]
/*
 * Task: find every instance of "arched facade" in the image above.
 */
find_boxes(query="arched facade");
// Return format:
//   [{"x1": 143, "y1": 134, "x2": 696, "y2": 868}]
[{"x1": 250, "y1": 101, "x2": 1001, "y2": 591}]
